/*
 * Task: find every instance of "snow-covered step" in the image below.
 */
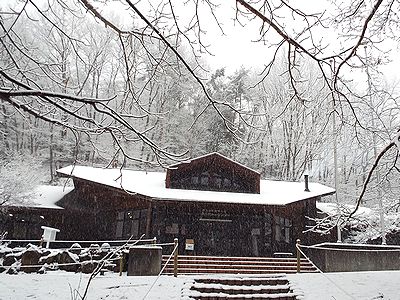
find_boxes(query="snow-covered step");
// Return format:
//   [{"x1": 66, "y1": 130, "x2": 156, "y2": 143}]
[
  {"x1": 191, "y1": 283, "x2": 291, "y2": 294},
  {"x1": 164, "y1": 263, "x2": 315, "y2": 270},
  {"x1": 194, "y1": 277, "x2": 289, "y2": 286},
  {"x1": 182, "y1": 275, "x2": 299, "y2": 300},
  {"x1": 163, "y1": 268, "x2": 313, "y2": 275},
  {"x1": 184, "y1": 291, "x2": 298, "y2": 299},
  {"x1": 162, "y1": 255, "x2": 317, "y2": 275},
  {"x1": 169, "y1": 259, "x2": 312, "y2": 266},
  {"x1": 165, "y1": 255, "x2": 310, "y2": 263}
]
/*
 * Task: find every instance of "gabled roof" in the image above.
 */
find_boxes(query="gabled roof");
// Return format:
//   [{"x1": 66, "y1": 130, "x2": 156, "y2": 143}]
[
  {"x1": 57, "y1": 165, "x2": 335, "y2": 206},
  {"x1": 168, "y1": 152, "x2": 260, "y2": 175}
]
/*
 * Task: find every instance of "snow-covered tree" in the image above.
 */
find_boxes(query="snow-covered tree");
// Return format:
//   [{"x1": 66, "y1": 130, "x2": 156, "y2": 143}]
[{"x1": 0, "y1": 154, "x2": 42, "y2": 206}]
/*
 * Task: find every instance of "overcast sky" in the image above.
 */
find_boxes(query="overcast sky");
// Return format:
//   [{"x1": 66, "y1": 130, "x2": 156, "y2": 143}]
[{"x1": 2, "y1": 0, "x2": 399, "y2": 85}]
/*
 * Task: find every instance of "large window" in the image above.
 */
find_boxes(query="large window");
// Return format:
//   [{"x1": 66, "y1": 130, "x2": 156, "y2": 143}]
[
  {"x1": 173, "y1": 171, "x2": 249, "y2": 193},
  {"x1": 274, "y1": 216, "x2": 292, "y2": 244},
  {"x1": 115, "y1": 209, "x2": 147, "y2": 239}
]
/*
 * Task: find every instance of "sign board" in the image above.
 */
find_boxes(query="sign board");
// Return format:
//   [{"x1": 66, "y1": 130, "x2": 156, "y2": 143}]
[
  {"x1": 41, "y1": 226, "x2": 60, "y2": 242},
  {"x1": 185, "y1": 239, "x2": 194, "y2": 251},
  {"x1": 41, "y1": 226, "x2": 60, "y2": 248}
]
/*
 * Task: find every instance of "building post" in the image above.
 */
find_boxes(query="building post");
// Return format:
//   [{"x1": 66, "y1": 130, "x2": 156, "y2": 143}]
[
  {"x1": 173, "y1": 238, "x2": 178, "y2": 277},
  {"x1": 296, "y1": 239, "x2": 301, "y2": 273},
  {"x1": 145, "y1": 202, "x2": 152, "y2": 237}
]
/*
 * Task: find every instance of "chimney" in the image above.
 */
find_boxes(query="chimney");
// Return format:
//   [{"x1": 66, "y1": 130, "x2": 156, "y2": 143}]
[{"x1": 304, "y1": 170, "x2": 310, "y2": 192}]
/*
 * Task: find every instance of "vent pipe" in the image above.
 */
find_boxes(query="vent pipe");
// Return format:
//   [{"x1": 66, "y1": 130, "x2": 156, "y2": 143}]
[{"x1": 304, "y1": 171, "x2": 310, "y2": 192}]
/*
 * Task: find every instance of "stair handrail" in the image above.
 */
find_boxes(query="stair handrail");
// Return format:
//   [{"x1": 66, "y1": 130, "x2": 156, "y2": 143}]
[{"x1": 142, "y1": 238, "x2": 178, "y2": 300}]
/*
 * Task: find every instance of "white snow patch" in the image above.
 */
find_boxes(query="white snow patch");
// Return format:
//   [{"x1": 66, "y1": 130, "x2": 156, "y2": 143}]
[
  {"x1": 317, "y1": 202, "x2": 372, "y2": 217},
  {"x1": 10, "y1": 185, "x2": 73, "y2": 209}
]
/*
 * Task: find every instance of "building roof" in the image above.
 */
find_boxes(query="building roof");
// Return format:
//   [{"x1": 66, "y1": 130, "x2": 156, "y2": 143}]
[
  {"x1": 8, "y1": 185, "x2": 74, "y2": 210},
  {"x1": 57, "y1": 165, "x2": 335, "y2": 206}
]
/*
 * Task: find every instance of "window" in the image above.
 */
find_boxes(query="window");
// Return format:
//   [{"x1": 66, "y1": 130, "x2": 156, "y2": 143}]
[
  {"x1": 165, "y1": 223, "x2": 179, "y2": 234},
  {"x1": 223, "y1": 178, "x2": 231, "y2": 188},
  {"x1": 274, "y1": 216, "x2": 292, "y2": 244},
  {"x1": 13, "y1": 221, "x2": 28, "y2": 239},
  {"x1": 169, "y1": 169, "x2": 253, "y2": 193},
  {"x1": 200, "y1": 172, "x2": 209, "y2": 186},
  {"x1": 214, "y1": 174, "x2": 222, "y2": 188},
  {"x1": 115, "y1": 209, "x2": 147, "y2": 239},
  {"x1": 115, "y1": 212, "x2": 124, "y2": 238},
  {"x1": 191, "y1": 175, "x2": 199, "y2": 185},
  {"x1": 10, "y1": 215, "x2": 45, "y2": 239}
]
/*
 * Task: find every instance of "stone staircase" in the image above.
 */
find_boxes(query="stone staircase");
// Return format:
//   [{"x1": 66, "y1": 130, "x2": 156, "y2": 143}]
[
  {"x1": 181, "y1": 275, "x2": 300, "y2": 299},
  {"x1": 162, "y1": 255, "x2": 317, "y2": 275}
]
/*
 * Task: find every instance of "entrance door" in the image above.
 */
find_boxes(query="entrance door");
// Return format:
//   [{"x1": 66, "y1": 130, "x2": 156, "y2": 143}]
[
  {"x1": 251, "y1": 228, "x2": 261, "y2": 256},
  {"x1": 197, "y1": 220, "x2": 233, "y2": 256}
]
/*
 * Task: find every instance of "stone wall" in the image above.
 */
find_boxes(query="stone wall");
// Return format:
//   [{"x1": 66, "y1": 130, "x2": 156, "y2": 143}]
[
  {"x1": 0, "y1": 243, "x2": 122, "y2": 274},
  {"x1": 305, "y1": 243, "x2": 400, "y2": 272}
]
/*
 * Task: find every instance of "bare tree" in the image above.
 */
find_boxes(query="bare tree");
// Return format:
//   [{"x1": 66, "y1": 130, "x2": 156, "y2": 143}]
[{"x1": 1, "y1": 0, "x2": 400, "y2": 211}]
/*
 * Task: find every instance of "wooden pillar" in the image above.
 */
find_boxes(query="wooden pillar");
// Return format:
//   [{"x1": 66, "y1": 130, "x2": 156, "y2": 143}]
[{"x1": 145, "y1": 202, "x2": 152, "y2": 237}]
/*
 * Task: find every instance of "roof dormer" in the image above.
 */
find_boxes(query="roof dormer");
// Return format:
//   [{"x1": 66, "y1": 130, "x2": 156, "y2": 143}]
[{"x1": 165, "y1": 153, "x2": 260, "y2": 194}]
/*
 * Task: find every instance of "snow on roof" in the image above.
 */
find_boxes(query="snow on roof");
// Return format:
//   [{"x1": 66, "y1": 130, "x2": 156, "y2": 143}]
[
  {"x1": 316, "y1": 202, "x2": 372, "y2": 217},
  {"x1": 57, "y1": 165, "x2": 335, "y2": 206},
  {"x1": 11, "y1": 185, "x2": 73, "y2": 209}
]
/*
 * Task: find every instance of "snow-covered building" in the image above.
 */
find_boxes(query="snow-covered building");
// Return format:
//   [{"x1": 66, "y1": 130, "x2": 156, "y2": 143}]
[
  {"x1": 2, "y1": 153, "x2": 335, "y2": 256},
  {"x1": 0, "y1": 185, "x2": 73, "y2": 239}
]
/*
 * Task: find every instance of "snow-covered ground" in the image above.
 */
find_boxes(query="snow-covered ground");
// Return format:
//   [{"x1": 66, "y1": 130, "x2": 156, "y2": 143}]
[
  {"x1": 287, "y1": 271, "x2": 400, "y2": 300},
  {"x1": 0, "y1": 272, "x2": 187, "y2": 300},
  {"x1": 0, "y1": 271, "x2": 399, "y2": 299}
]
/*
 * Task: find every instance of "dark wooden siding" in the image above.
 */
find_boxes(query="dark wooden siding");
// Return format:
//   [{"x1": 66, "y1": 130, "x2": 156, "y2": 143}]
[
  {"x1": 166, "y1": 153, "x2": 260, "y2": 193},
  {"x1": 150, "y1": 198, "x2": 319, "y2": 256},
  {"x1": 0, "y1": 206, "x2": 88, "y2": 241},
  {"x1": 56, "y1": 178, "x2": 152, "y2": 240}
]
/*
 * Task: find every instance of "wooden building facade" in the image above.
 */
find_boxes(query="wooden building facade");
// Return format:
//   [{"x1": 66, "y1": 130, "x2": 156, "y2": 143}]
[{"x1": 2, "y1": 153, "x2": 335, "y2": 257}]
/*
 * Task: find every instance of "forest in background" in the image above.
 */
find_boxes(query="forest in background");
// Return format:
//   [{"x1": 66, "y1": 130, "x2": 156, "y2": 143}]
[{"x1": 1, "y1": 0, "x2": 400, "y2": 242}]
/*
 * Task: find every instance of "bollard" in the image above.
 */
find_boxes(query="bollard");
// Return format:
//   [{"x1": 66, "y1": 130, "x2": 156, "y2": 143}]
[
  {"x1": 153, "y1": 237, "x2": 157, "y2": 245},
  {"x1": 296, "y1": 239, "x2": 301, "y2": 273},
  {"x1": 173, "y1": 238, "x2": 178, "y2": 277}
]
